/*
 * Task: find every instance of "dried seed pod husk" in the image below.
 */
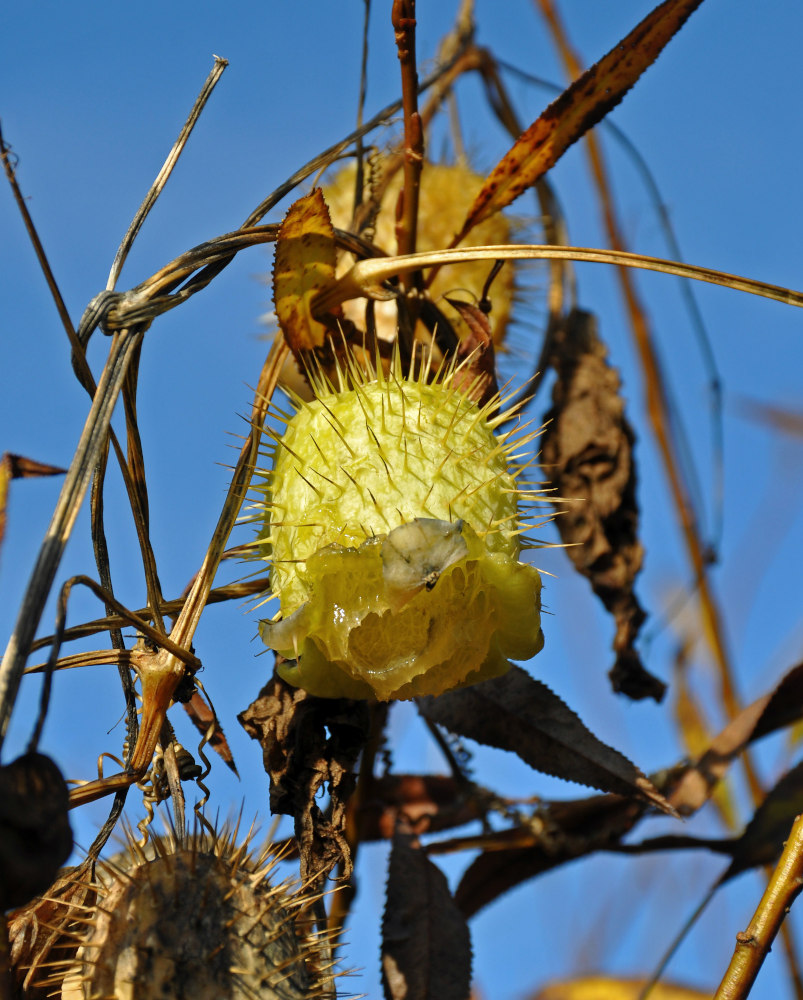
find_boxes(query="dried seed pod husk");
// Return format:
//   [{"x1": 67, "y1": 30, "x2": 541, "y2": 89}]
[
  {"x1": 325, "y1": 159, "x2": 518, "y2": 346},
  {"x1": 14, "y1": 827, "x2": 334, "y2": 1000}
]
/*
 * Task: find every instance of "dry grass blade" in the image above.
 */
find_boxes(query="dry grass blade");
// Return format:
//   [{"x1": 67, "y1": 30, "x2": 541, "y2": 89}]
[
  {"x1": 0, "y1": 455, "x2": 65, "y2": 556},
  {"x1": 106, "y1": 56, "x2": 228, "y2": 291},
  {"x1": 0, "y1": 326, "x2": 144, "y2": 750},
  {"x1": 69, "y1": 336, "x2": 290, "y2": 808},
  {"x1": 451, "y1": 0, "x2": 705, "y2": 245}
]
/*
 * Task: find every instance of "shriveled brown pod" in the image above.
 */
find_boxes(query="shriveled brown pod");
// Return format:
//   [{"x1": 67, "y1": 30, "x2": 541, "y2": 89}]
[{"x1": 17, "y1": 827, "x2": 337, "y2": 1000}]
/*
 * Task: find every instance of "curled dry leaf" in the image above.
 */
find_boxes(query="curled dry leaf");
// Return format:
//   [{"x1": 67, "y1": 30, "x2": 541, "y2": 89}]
[
  {"x1": 273, "y1": 188, "x2": 337, "y2": 360},
  {"x1": 0, "y1": 752, "x2": 72, "y2": 911},
  {"x1": 454, "y1": 792, "x2": 646, "y2": 919},
  {"x1": 181, "y1": 689, "x2": 238, "y2": 775},
  {"x1": 272, "y1": 188, "x2": 368, "y2": 394},
  {"x1": 382, "y1": 829, "x2": 472, "y2": 1000},
  {"x1": 419, "y1": 664, "x2": 674, "y2": 814},
  {"x1": 453, "y1": 0, "x2": 705, "y2": 243},
  {"x1": 445, "y1": 297, "x2": 500, "y2": 408},
  {"x1": 540, "y1": 308, "x2": 663, "y2": 702},
  {"x1": 238, "y1": 667, "x2": 370, "y2": 878}
]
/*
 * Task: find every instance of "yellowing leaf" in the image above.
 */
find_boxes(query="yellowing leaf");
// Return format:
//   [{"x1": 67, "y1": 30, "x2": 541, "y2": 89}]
[
  {"x1": 454, "y1": 0, "x2": 705, "y2": 243},
  {"x1": 272, "y1": 188, "x2": 337, "y2": 362}
]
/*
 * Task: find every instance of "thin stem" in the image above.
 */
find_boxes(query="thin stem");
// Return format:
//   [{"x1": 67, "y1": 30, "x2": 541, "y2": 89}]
[
  {"x1": 715, "y1": 813, "x2": 803, "y2": 999},
  {"x1": 391, "y1": 0, "x2": 424, "y2": 263},
  {"x1": 0, "y1": 122, "x2": 77, "y2": 345},
  {"x1": 313, "y1": 244, "x2": 803, "y2": 315}
]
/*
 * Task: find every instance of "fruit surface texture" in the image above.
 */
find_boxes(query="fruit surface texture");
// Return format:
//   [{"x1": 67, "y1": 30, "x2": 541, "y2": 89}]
[{"x1": 255, "y1": 360, "x2": 544, "y2": 700}]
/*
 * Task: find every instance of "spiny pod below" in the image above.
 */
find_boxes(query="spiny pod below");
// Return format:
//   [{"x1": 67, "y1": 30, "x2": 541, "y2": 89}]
[
  {"x1": 251, "y1": 352, "x2": 547, "y2": 701},
  {"x1": 19, "y1": 828, "x2": 335, "y2": 1000}
]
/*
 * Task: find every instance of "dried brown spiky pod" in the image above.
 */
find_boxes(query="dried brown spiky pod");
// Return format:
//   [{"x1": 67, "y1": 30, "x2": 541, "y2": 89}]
[{"x1": 13, "y1": 826, "x2": 339, "y2": 1000}]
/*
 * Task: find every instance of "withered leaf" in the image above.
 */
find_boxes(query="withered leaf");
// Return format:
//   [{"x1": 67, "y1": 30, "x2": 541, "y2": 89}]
[
  {"x1": 238, "y1": 667, "x2": 370, "y2": 878},
  {"x1": 0, "y1": 752, "x2": 72, "y2": 910},
  {"x1": 540, "y1": 308, "x2": 663, "y2": 702},
  {"x1": 668, "y1": 659, "x2": 803, "y2": 815},
  {"x1": 455, "y1": 792, "x2": 645, "y2": 918},
  {"x1": 418, "y1": 665, "x2": 673, "y2": 813},
  {"x1": 358, "y1": 774, "x2": 482, "y2": 841},
  {"x1": 718, "y1": 758, "x2": 803, "y2": 884},
  {"x1": 445, "y1": 297, "x2": 499, "y2": 408},
  {"x1": 181, "y1": 689, "x2": 238, "y2": 775},
  {"x1": 273, "y1": 188, "x2": 337, "y2": 360},
  {"x1": 382, "y1": 830, "x2": 472, "y2": 1000},
  {"x1": 454, "y1": 0, "x2": 704, "y2": 242}
]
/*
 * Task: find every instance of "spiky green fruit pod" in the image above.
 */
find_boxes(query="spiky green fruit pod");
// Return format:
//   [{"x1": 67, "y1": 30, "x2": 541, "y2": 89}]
[
  {"x1": 253, "y1": 359, "x2": 544, "y2": 701},
  {"x1": 53, "y1": 830, "x2": 331, "y2": 1000}
]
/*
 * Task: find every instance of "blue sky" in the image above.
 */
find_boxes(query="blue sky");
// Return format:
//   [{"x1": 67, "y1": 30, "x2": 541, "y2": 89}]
[{"x1": 2, "y1": 2, "x2": 803, "y2": 997}]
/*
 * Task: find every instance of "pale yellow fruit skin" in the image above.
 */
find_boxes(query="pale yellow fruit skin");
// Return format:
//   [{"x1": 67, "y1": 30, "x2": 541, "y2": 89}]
[
  {"x1": 256, "y1": 372, "x2": 543, "y2": 700},
  {"x1": 324, "y1": 161, "x2": 516, "y2": 346}
]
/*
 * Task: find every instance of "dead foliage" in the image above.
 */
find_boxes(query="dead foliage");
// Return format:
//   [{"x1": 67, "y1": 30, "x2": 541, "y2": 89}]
[
  {"x1": 541, "y1": 308, "x2": 662, "y2": 701},
  {"x1": 238, "y1": 667, "x2": 370, "y2": 879},
  {"x1": 382, "y1": 829, "x2": 472, "y2": 1000}
]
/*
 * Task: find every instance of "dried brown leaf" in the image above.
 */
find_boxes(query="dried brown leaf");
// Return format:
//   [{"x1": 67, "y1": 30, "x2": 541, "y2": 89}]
[
  {"x1": 0, "y1": 753, "x2": 72, "y2": 911},
  {"x1": 669, "y1": 659, "x2": 803, "y2": 815},
  {"x1": 454, "y1": 0, "x2": 705, "y2": 242},
  {"x1": 382, "y1": 830, "x2": 472, "y2": 1000},
  {"x1": 418, "y1": 665, "x2": 674, "y2": 813},
  {"x1": 181, "y1": 689, "x2": 238, "y2": 775},
  {"x1": 454, "y1": 793, "x2": 645, "y2": 918},
  {"x1": 358, "y1": 774, "x2": 482, "y2": 841},
  {"x1": 238, "y1": 667, "x2": 370, "y2": 878},
  {"x1": 540, "y1": 308, "x2": 662, "y2": 702}
]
